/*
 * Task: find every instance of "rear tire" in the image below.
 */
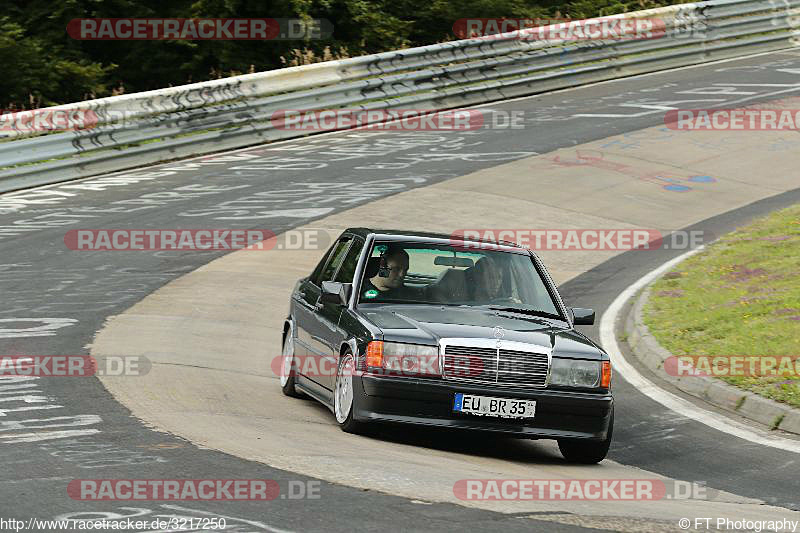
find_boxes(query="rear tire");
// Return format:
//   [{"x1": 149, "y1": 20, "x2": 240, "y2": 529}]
[
  {"x1": 558, "y1": 407, "x2": 613, "y2": 464},
  {"x1": 334, "y1": 352, "x2": 368, "y2": 434},
  {"x1": 280, "y1": 327, "x2": 303, "y2": 398}
]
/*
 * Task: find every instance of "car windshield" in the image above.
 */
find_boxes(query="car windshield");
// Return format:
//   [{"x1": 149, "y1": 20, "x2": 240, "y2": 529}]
[{"x1": 357, "y1": 241, "x2": 563, "y2": 318}]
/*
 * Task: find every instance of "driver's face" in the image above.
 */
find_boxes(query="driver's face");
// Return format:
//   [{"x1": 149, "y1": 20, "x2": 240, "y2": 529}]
[
  {"x1": 372, "y1": 255, "x2": 409, "y2": 290},
  {"x1": 382, "y1": 257, "x2": 409, "y2": 289}
]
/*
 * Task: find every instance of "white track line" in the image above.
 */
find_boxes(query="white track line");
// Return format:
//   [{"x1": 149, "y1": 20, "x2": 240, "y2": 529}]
[{"x1": 599, "y1": 247, "x2": 800, "y2": 454}]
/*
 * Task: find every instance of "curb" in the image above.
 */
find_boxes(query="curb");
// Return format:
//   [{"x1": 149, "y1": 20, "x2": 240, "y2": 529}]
[{"x1": 624, "y1": 282, "x2": 800, "y2": 436}]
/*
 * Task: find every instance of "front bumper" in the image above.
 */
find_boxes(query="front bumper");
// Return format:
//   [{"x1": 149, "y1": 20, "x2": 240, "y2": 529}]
[{"x1": 355, "y1": 375, "x2": 613, "y2": 440}]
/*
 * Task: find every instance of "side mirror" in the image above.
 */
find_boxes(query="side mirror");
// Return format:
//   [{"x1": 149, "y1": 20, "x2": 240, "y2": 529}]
[
  {"x1": 321, "y1": 281, "x2": 351, "y2": 306},
  {"x1": 569, "y1": 307, "x2": 595, "y2": 326}
]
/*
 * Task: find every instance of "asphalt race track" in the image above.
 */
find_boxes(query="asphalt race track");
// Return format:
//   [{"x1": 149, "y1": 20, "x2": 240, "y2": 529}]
[{"x1": 2, "y1": 50, "x2": 800, "y2": 531}]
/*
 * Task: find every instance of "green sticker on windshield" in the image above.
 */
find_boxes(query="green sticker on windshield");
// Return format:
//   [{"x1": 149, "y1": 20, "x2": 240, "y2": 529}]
[
  {"x1": 364, "y1": 289, "x2": 379, "y2": 299},
  {"x1": 375, "y1": 244, "x2": 388, "y2": 253}
]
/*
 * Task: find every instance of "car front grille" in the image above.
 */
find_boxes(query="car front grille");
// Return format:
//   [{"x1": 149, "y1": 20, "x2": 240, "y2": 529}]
[{"x1": 442, "y1": 340, "x2": 550, "y2": 388}]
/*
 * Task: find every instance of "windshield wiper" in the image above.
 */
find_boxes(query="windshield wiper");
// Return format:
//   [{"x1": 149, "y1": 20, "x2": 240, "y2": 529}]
[{"x1": 483, "y1": 306, "x2": 563, "y2": 321}]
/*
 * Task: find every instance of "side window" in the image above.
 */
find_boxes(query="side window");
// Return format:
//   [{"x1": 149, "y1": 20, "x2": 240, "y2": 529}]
[
  {"x1": 334, "y1": 238, "x2": 365, "y2": 283},
  {"x1": 315, "y1": 238, "x2": 352, "y2": 285},
  {"x1": 310, "y1": 242, "x2": 338, "y2": 286}
]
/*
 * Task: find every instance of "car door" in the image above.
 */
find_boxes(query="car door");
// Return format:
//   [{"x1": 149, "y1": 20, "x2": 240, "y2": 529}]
[
  {"x1": 293, "y1": 236, "x2": 353, "y2": 388},
  {"x1": 315, "y1": 236, "x2": 365, "y2": 389},
  {"x1": 290, "y1": 240, "x2": 349, "y2": 383}
]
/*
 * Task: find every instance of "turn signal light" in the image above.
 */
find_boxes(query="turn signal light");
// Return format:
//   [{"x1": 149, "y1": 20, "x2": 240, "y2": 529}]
[
  {"x1": 601, "y1": 360, "x2": 612, "y2": 388},
  {"x1": 366, "y1": 341, "x2": 383, "y2": 367}
]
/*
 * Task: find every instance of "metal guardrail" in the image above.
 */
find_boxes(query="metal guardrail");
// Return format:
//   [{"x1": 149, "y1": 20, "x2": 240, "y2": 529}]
[{"x1": 1, "y1": 0, "x2": 797, "y2": 192}]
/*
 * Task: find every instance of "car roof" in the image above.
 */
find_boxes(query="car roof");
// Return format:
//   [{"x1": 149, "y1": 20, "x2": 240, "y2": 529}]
[{"x1": 342, "y1": 227, "x2": 528, "y2": 253}]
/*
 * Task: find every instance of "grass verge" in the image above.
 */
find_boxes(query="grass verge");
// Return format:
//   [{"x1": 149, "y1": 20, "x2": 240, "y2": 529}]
[{"x1": 643, "y1": 203, "x2": 800, "y2": 409}]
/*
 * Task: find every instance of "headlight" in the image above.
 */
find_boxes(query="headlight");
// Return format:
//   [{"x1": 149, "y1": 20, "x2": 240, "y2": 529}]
[
  {"x1": 549, "y1": 359, "x2": 601, "y2": 387},
  {"x1": 366, "y1": 341, "x2": 440, "y2": 376}
]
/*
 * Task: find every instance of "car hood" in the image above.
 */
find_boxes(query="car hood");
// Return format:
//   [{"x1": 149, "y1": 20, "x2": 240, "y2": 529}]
[{"x1": 360, "y1": 304, "x2": 605, "y2": 360}]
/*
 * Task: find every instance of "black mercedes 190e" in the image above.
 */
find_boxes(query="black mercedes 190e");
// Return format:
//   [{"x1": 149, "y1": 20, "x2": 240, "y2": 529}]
[{"x1": 279, "y1": 228, "x2": 613, "y2": 463}]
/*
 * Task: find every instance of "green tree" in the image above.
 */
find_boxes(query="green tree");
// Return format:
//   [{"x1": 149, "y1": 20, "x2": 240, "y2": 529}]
[{"x1": 0, "y1": 0, "x2": 686, "y2": 107}]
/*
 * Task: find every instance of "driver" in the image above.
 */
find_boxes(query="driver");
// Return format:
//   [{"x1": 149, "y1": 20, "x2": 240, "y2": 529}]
[{"x1": 361, "y1": 245, "x2": 418, "y2": 301}]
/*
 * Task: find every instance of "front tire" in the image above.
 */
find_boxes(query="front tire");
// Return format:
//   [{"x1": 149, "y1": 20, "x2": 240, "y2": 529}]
[
  {"x1": 280, "y1": 327, "x2": 302, "y2": 398},
  {"x1": 333, "y1": 352, "x2": 367, "y2": 434},
  {"x1": 558, "y1": 407, "x2": 614, "y2": 464}
]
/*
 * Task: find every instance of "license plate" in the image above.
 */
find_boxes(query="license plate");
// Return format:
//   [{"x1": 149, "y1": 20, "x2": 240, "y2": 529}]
[{"x1": 453, "y1": 393, "x2": 536, "y2": 419}]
